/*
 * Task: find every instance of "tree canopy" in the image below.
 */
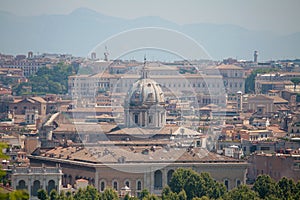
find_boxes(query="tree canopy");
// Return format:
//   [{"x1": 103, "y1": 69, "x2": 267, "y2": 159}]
[
  {"x1": 252, "y1": 175, "x2": 279, "y2": 199},
  {"x1": 169, "y1": 168, "x2": 226, "y2": 200},
  {"x1": 224, "y1": 185, "x2": 260, "y2": 200},
  {"x1": 245, "y1": 68, "x2": 278, "y2": 93},
  {"x1": 0, "y1": 143, "x2": 9, "y2": 181},
  {"x1": 13, "y1": 62, "x2": 78, "y2": 95}
]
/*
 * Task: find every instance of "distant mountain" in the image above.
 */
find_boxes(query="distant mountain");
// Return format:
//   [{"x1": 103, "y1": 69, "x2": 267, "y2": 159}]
[{"x1": 0, "y1": 7, "x2": 299, "y2": 61}]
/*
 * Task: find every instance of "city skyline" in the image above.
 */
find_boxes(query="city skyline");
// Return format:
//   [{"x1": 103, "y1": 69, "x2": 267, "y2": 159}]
[{"x1": 1, "y1": 1, "x2": 300, "y2": 199}]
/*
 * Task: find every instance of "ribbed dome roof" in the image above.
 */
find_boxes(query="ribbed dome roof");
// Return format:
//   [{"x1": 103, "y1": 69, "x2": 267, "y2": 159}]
[{"x1": 127, "y1": 78, "x2": 165, "y2": 106}]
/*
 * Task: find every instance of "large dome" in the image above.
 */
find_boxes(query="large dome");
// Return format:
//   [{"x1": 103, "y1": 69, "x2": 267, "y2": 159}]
[
  {"x1": 127, "y1": 78, "x2": 165, "y2": 107},
  {"x1": 124, "y1": 60, "x2": 166, "y2": 128}
]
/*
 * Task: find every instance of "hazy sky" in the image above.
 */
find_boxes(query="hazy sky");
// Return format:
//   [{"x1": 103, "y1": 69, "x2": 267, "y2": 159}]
[{"x1": 1, "y1": 0, "x2": 300, "y2": 34}]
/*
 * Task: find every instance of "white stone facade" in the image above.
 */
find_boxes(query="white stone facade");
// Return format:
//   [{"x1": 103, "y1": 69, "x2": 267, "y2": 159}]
[{"x1": 11, "y1": 165, "x2": 62, "y2": 199}]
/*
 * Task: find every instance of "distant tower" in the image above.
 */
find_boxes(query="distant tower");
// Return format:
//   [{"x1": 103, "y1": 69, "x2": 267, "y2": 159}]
[
  {"x1": 28, "y1": 51, "x2": 33, "y2": 59},
  {"x1": 91, "y1": 52, "x2": 96, "y2": 60},
  {"x1": 254, "y1": 50, "x2": 258, "y2": 63},
  {"x1": 104, "y1": 46, "x2": 109, "y2": 61}
]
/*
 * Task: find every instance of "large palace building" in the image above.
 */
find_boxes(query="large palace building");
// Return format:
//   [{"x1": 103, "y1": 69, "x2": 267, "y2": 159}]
[
  {"x1": 30, "y1": 61, "x2": 248, "y2": 196},
  {"x1": 68, "y1": 62, "x2": 246, "y2": 108}
]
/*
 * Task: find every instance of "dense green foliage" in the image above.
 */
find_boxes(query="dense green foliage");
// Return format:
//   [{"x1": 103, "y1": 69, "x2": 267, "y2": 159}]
[
  {"x1": 168, "y1": 168, "x2": 226, "y2": 200},
  {"x1": 0, "y1": 143, "x2": 9, "y2": 182},
  {"x1": 38, "y1": 189, "x2": 49, "y2": 200},
  {"x1": 139, "y1": 189, "x2": 150, "y2": 200},
  {"x1": 0, "y1": 76, "x2": 15, "y2": 87},
  {"x1": 245, "y1": 68, "x2": 278, "y2": 93},
  {"x1": 168, "y1": 172, "x2": 300, "y2": 200},
  {"x1": 252, "y1": 175, "x2": 279, "y2": 199},
  {"x1": 169, "y1": 168, "x2": 226, "y2": 200},
  {"x1": 252, "y1": 175, "x2": 300, "y2": 200},
  {"x1": 13, "y1": 63, "x2": 78, "y2": 95},
  {"x1": 224, "y1": 185, "x2": 260, "y2": 200},
  {"x1": 100, "y1": 187, "x2": 119, "y2": 200},
  {"x1": 0, "y1": 189, "x2": 29, "y2": 200}
]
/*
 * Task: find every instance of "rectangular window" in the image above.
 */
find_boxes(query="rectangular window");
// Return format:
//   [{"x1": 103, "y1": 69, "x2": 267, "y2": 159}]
[
  {"x1": 149, "y1": 116, "x2": 152, "y2": 124},
  {"x1": 135, "y1": 114, "x2": 139, "y2": 124}
]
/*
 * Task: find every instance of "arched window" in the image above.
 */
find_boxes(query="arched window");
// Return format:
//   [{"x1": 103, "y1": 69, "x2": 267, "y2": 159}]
[
  {"x1": 113, "y1": 180, "x2": 118, "y2": 191},
  {"x1": 124, "y1": 180, "x2": 130, "y2": 188},
  {"x1": 63, "y1": 174, "x2": 68, "y2": 186},
  {"x1": 236, "y1": 180, "x2": 241, "y2": 187},
  {"x1": 167, "y1": 170, "x2": 174, "y2": 185},
  {"x1": 68, "y1": 175, "x2": 72, "y2": 185},
  {"x1": 224, "y1": 180, "x2": 229, "y2": 191},
  {"x1": 100, "y1": 180, "x2": 106, "y2": 192},
  {"x1": 32, "y1": 180, "x2": 41, "y2": 196},
  {"x1": 47, "y1": 180, "x2": 56, "y2": 194},
  {"x1": 17, "y1": 180, "x2": 26, "y2": 190},
  {"x1": 137, "y1": 180, "x2": 142, "y2": 191},
  {"x1": 154, "y1": 170, "x2": 162, "y2": 189}
]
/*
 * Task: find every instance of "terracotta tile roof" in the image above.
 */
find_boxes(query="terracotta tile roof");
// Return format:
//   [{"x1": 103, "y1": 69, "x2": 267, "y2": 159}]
[
  {"x1": 268, "y1": 96, "x2": 288, "y2": 104},
  {"x1": 107, "y1": 125, "x2": 181, "y2": 135},
  {"x1": 30, "y1": 97, "x2": 46, "y2": 103},
  {"x1": 42, "y1": 146, "x2": 241, "y2": 164},
  {"x1": 206, "y1": 64, "x2": 244, "y2": 70},
  {"x1": 248, "y1": 95, "x2": 272, "y2": 101},
  {"x1": 66, "y1": 107, "x2": 123, "y2": 113},
  {"x1": 267, "y1": 125, "x2": 287, "y2": 138},
  {"x1": 53, "y1": 123, "x2": 117, "y2": 134}
]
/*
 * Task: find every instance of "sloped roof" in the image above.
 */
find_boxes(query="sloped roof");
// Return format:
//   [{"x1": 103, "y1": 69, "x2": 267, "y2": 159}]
[
  {"x1": 206, "y1": 64, "x2": 244, "y2": 70},
  {"x1": 53, "y1": 123, "x2": 117, "y2": 134},
  {"x1": 268, "y1": 96, "x2": 288, "y2": 104},
  {"x1": 30, "y1": 97, "x2": 46, "y2": 103},
  {"x1": 41, "y1": 145, "x2": 242, "y2": 164},
  {"x1": 248, "y1": 95, "x2": 273, "y2": 101}
]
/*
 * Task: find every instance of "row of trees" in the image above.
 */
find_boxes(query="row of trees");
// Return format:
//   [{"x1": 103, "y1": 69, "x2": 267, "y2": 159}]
[
  {"x1": 13, "y1": 63, "x2": 79, "y2": 95},
  {"x1": 36, "y1": 187, "x2": 149, "y2": 200},
  {"x1": 32, "y1": 168, "x2": 300, "y2": 200}
]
